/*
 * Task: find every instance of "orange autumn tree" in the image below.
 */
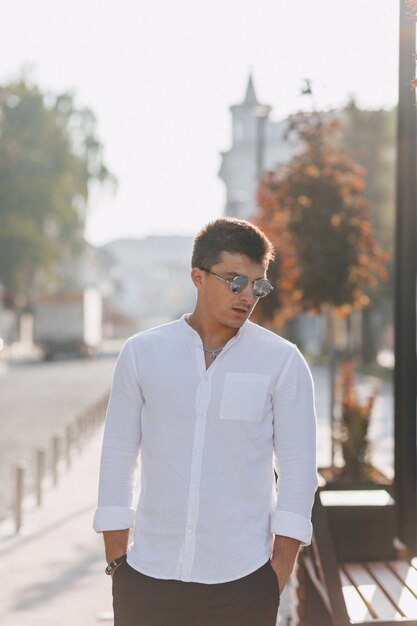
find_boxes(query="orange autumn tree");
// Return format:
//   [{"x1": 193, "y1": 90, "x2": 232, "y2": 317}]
[
  {"x1": 254, "y1": 111, "x2": 389, "y2": 327},
  {"x1": 253, "y1": 111, "x2": 389, "y2": 471}
]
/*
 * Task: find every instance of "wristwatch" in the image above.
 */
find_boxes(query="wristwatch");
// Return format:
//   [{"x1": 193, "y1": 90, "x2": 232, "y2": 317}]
[{"x1": 105, "y1": 554, "x2": 127, "y2": 575}]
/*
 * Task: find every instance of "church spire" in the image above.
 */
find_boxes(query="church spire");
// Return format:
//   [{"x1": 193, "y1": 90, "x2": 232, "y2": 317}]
[{"x1": 243, "y1": 73, "x2": 259, "y2": 105}]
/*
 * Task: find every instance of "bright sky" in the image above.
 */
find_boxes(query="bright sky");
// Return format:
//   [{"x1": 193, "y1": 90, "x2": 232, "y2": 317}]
[{"x1": 1, "y1": 0, "x2": 400, "y2": 245}]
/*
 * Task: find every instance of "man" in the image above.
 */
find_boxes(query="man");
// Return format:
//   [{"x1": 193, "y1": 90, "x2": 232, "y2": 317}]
[{"x1": 94, "y1": 217, "x2": 317, "y2": 626}]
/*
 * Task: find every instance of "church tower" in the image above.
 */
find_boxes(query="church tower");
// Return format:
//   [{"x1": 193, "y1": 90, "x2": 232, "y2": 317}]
[
  {"x1": 218, "y1": 74, "x2": 271, "y2": 220},
  {"x1": 219, "y1": 74, "x2": 292, "y2": 221}
]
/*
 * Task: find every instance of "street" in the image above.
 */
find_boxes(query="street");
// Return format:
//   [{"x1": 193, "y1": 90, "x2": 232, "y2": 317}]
[{"x1": 0, "y1": 353, "x2": 118, "y2": 520}]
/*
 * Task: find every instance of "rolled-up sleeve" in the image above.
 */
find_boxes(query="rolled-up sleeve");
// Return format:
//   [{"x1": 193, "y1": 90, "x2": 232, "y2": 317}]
[
  {"x1": 93, "y1": 338, "x2": 143, "y2": 532},
  {"x1": 270, "y1": 347, "x2": 318, "y2": 545}
]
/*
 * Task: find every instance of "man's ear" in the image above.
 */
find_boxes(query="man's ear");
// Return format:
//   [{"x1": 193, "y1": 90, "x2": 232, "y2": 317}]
[{"x1": 191, "y1": 267, "x2": 204, "y2": 289}]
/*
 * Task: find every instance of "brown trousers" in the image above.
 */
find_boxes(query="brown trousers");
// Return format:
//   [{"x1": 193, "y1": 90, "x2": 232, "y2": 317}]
[{"x1": 112, "y1": 560, "x2": 280, "y2": 626}]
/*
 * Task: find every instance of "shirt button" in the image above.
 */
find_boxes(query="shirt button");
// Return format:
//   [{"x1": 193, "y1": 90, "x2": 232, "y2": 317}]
[{"x1": 187, "y1": 528, "x2": 193, "y2": 534}]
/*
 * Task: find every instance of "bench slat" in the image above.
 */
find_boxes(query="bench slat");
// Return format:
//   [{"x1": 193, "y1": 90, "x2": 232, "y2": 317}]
[
  {"x1": 343, "y1": 563, "x2": 401, "y2": 620},
  {"x1": 339, "y1": 569, "x2": 374, "y2": 622},
  {"x1": 367, "y1": 561, "x2": 417, "y2": 618},
  {"x1": 388, "y1": 560, "x2": 417, "y2": 599}
]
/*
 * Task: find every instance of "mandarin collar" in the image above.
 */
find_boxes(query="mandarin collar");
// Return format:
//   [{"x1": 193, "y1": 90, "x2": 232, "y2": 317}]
[{"x1": 180, "y1": 314, "x2": 248, "y2": 348}]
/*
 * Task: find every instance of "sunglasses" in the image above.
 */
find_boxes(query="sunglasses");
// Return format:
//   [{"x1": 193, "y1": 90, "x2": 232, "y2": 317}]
[{"x1": 200, "y1": 267, "x2": 273, "y2": 298}]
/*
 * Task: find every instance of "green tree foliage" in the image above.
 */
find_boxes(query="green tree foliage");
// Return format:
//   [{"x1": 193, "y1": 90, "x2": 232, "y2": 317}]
[
  {"x1": 341, "y1": 102, "x2": 395, "y2": 361},
  {"x1": 254, "y1": 111, "x2": 389, "y2": 325},
  {"x1": 0, "y1": 78, "x2": 115, "y2": 307},
  {"x1": 341, "y1": 100, "x2": 395, "y2": 247}
]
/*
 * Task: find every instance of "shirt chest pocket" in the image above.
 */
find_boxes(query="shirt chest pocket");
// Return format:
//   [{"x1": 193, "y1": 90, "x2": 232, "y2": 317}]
[{"x1": 219, "y1": 372, "x2": 271, "y2": 423}]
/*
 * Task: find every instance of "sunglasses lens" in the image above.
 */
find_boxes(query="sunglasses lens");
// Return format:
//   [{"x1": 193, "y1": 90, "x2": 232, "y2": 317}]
[
  {"x1": 230, "y1": 276, "x2": 248, "y2": 293},
  {"x1": 253, "y1": 279, "x2": 273, "y2": 298}
]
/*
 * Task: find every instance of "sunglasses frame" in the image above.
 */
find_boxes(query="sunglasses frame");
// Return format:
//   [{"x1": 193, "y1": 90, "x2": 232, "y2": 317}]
[{"x1": 199, "y1": 267, "x2": 273, "y2": 298}]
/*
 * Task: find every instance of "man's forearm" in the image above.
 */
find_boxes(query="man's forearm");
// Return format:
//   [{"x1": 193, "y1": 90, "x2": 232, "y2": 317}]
[
  {"x1": 270, "y1": 534, "x2": 301, "y2": 593},
  {"x1": 103, "y1": 529, "x2": 130, "y2": 563}
]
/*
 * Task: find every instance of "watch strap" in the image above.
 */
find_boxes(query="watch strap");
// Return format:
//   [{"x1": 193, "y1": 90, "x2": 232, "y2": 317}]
[{"x1": 105, "y1": 554, "x2": 127, "y2": 575}]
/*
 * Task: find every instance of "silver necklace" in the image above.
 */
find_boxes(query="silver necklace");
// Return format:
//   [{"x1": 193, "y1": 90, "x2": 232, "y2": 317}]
[
  {"x1": 203, "y1": 345, "x2": 224, "y2": 361},
  {"x1": 185, "y1": 318, "x2": 225, "y2": 361}
]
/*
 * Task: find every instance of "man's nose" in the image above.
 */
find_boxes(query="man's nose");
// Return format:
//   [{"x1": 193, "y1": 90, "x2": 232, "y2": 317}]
[{"x1": 238, "y1": 283, "x2": 256, "y2": 304}]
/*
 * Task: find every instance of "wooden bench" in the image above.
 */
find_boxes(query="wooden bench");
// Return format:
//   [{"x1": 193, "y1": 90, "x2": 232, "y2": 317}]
[
  {"x1": 299, "y1": 490, "x2": 417, "y2": 625},
  {"x1": 340, "y1": 559, "x2": 417, "y2": 622}
]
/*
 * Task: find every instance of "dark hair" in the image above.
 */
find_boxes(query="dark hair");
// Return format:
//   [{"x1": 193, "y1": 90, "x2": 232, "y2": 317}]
[{"x1": 192, "y1": 217, "x2": 275, "y2": 268}]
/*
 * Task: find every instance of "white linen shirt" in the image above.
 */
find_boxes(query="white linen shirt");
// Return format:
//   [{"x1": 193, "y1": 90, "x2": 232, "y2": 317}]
[{"x1": 93, "y1": 316, "x2": 318, "y2": 584}]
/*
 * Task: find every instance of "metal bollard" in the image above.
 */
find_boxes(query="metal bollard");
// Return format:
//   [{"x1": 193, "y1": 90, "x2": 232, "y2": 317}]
[
  {"x1": 94, "y1": 402, "x2": 101, "y2": 428},
  {"x1": 77, "y1": 415, "x2": 85, "y2": 446},
  {"x1": 101, "y1": 398, "x2": 108, "y2": 425},
  {"x1": 65, "y1": 424, "x2": 72, "y2": 468},
  {"x1": 51, "y1": 435, "x2": 60, "y2": 486},
  {"x1": 14, "y1": 464, "x2": 25, "y2": 534},
  {"x1": 35, "y1": 448, "x2": 45, "y2": 507},
  {"x1": 86, "y1": 409, "x2": 93, "y2": 435},
  {"x1": 81, "y1": 413, "x2": 88, "y2": 438},
  {"x1": 75, "y1": 416, "x2": 83, "y2": 451}
]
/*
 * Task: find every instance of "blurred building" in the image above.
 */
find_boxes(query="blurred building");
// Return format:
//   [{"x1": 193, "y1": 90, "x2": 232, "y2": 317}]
[
  {"x1": 59, "y1": 243, "x2": 120, "y2": 298},
  {"x1": 102, "y1": 236, "x2": 195, "y2": 332}
]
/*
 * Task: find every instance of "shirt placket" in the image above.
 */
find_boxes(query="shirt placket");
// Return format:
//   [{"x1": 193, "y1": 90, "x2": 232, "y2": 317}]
[
  {"x1": 178, "y1": 345, "x2": 213, "y2": 581},
  {"x1": 177, "y1": 326, "x2": 241, "y2": 580}
]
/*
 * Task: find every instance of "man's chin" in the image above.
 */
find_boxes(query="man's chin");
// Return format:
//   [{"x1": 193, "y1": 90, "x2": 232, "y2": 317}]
[{"x1": 226, "y1": 314, "x2": 250, "y2": 328}]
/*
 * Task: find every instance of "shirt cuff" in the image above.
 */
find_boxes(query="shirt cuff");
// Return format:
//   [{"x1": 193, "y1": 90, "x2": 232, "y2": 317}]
[
  {"x1": 270, "y1": 509, "x2": 313, "y2": 545},
  {"x1": 93, "y1": 506, "x2": 136, "y2": 532}
]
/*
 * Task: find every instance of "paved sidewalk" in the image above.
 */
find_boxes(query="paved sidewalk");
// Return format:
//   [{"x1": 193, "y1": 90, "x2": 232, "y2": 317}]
[{"x1": 0, "y1": 430, "x2": 112, "y2": 626}]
